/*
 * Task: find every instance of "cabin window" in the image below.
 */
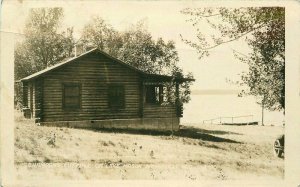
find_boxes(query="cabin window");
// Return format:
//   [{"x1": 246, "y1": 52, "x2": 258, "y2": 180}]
[
  {"x1": 145, "y1": 85, "x2": 163, "y2": 104},
  {"x1": 108, "y1": 85, "x2": 125, "y2": 109},
  {"x1": 63, "y1": 83, "x2": 81, "y2": 110}
]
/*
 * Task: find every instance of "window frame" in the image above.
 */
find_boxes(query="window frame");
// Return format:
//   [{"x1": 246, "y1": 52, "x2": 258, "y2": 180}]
[
  {"x1": 108, "y1": 84, "x2": 125, "y2": 110},
  {"x1": 145, "y1": 85, "x2": 163, "y2": 105},
  {"x1": 62, "y1": 82, "x2": 82, "y2": 111}
]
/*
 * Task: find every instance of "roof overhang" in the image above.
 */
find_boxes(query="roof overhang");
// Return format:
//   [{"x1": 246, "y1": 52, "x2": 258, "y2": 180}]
[
  {"x1": 19, "y1": 48, "x2": 148, "y2": 82},
  {"x1": 142, "y1": 73, "x2": 195, "y2": 84},
  {"x1": 19, "y1": 48, "x2": 195, "y2": 84}
]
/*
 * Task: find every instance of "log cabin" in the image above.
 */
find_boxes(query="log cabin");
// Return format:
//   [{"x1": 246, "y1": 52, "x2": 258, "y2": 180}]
[{"x1": 20, "y1": 48, "x2": 194, "y2": 131}]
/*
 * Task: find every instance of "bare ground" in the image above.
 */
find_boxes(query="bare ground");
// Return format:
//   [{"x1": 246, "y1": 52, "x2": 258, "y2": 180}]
[{"x1": 14, "y1": 110, "x2": 284, "y2": 180}]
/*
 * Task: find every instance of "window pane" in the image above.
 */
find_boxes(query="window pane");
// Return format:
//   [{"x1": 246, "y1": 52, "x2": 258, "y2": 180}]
[
  {"x1": 65, "y1": 86, "x2": 80, "y2": 96},
  {"x1": 146, "y1": 86, "x2": 162, "y2": 104},
  {"x1": 155, "y1": 87, "x2": 160, "y2": 103},
  {"x1": 65, "y1": 97, "x2": 80, "y2": 106},
  {"x1": 108, "y1": 85, "x2": 124, "y2": 108},
  {"x1": 63, "y1": 84, "x2": 81, "y2": 109},
  {"x1": 146, "y1": 86, "x2": 155, "y2": 103}
]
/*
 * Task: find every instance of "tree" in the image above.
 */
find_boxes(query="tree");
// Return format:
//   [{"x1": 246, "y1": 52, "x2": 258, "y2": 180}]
[
  {"x1": 181, "y1": 7, "x2": 284, "y2": 111},
  {"x1": 15, "y1": 8, "x2": 74, "y2": 80},
  {"x1": 81, "y1": 16, "x2": 122, "y2": 57},
  {"x1": 81, "y1": 18, "x2": 193, "y2": 104},
  {"x1": 15, "y1": 8, "x2": 74, "y2": 106}
]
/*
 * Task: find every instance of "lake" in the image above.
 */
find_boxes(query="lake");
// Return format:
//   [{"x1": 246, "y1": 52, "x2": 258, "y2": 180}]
[{"x1": 181, "y1": 94, "x2": 285, "y2": 126}]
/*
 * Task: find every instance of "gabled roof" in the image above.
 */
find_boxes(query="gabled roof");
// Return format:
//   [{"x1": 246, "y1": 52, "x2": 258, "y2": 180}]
[{"x1": 20, "y1": 48, "x2": 195, "y2": 83}]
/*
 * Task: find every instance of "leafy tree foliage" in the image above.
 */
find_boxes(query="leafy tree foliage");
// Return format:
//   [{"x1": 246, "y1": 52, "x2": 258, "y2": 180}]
[
  {"x1": 181, "y1": 7, "x2": 284, "y2": 111},
  {"x1": 15, "y1": 8, "x2": 74, "y2": 81},
  {"x1": 81, "y1": 17, "x2": 122, "y2": 57},
  {"x1": 15, "y1": 8, "x2": 74, "y2": 106},
  {"x1": 81, "y1": 18, "x2": 193, "y2": 104}
]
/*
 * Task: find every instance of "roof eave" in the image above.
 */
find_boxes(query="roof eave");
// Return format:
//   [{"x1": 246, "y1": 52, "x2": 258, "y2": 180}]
[
  {"x1": 19, "y1": 48, "x2": 100, "y2": 82},
  {"x1": 18, "y1": 48, "x2": 195, "y2": 84},
  {"x1": 142, "y1": 73, "x2": 195, "y2": 83},
  {"x1": 19, "y1": 48, "x2": 148, "y2": 82},
  {"x1": 175, "y1": 78, "x2": 196, "y2": 83}
]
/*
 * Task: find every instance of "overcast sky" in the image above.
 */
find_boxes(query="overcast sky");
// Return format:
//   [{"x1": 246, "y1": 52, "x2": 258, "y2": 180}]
[{"x1": 2, "y1": 1, "x2": 256, "y2": 91}]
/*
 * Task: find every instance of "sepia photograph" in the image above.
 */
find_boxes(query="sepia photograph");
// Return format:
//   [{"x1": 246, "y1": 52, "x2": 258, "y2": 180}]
[{"x1": 1, "y1": 0, "x2": 299, "y2": 186}]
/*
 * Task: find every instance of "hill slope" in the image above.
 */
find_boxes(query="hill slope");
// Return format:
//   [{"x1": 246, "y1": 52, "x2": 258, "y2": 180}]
[{"x1": 14, "y1": 110, "x2": 284, "y2": 180}]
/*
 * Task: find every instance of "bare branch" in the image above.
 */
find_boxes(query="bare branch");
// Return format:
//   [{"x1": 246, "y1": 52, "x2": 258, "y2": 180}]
[
  {"x1": 197, "y1": 23, "x2": 267, "y2": 50},
  {"x1": 230, "y1": 47, "x2": 250, "y2": 58},
  {"x1": 197, "y1": 13, "x2": 221, "y2": 18}
]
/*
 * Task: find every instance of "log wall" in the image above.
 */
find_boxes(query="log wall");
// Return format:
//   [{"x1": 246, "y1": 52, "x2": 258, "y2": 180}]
[
  {"x1": 42, "y1": 53, "x2": 141, "y2": 122},
  {"x1": 40, "y1": 117, "x2": 180, "y2": 131},
  {"x1": 143, "y1": 104, "x2": 177, "y2": 118}
]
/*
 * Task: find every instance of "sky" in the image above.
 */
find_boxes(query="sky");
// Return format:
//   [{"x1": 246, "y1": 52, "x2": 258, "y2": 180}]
[{"x1": 1, "y1": 0, "x2": 253, "y2": 92}]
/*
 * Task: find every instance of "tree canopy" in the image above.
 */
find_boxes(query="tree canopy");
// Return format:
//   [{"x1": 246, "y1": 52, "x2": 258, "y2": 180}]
[
  {"x1": 15, "y1": 7, "x2": 74, "y2": 81},
  {"x1": 81, "y1": 17, "x2": 193, "y2": 103},
  {"x1": 82, "y1": 18, "x2": 180, "y2": 75},
  {"x1": 181, "y1": 7, "x2": 284, "y2": 111}
]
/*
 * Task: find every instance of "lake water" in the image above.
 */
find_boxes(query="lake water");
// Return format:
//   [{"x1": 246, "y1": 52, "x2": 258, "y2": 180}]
[{"x1": 181, "y1": 94, "x2": 285, "y2": 126}]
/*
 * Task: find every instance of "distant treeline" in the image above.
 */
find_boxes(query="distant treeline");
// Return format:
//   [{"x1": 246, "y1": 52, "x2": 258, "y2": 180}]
[{"x1": 192, "y1": 89, "x2": 240, "y2": 95}]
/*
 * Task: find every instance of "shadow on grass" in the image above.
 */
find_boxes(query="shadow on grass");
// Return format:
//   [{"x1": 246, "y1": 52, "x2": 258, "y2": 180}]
[
  {"x1": 183, "y1": 126, "x2": 243, "y2": 136},
  {"x1": 176, "y1": 127, "x2": 240, "y2": 143},
  {"x1": 91, "y1": 126, "x2": 241, "y2": 144}
]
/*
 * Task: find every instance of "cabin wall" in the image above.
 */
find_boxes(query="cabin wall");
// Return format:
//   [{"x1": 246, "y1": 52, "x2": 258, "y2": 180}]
[
  {"x1": 41, "y1": 117, "x2": 180, "y2": 131},
  {"x1": 28, "y1": 52, "x2": 181, "y2": 131},
  {"x1": 42, "y1": 54, "x2": 141, "y2": 122},
  {"x1": 143, "y1": 104, "x2": 177, "y2": 118}
]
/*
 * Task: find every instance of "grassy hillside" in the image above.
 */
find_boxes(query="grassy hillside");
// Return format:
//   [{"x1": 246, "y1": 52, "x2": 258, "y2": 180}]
[{"x1": 14, "y1": 110, "x2": 284, "y2": 180}]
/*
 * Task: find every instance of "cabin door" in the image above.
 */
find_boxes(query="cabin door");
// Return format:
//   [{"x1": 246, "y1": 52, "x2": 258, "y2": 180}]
[{"x1": 30, "y1": 85, "x2": 33, "y2": 118}]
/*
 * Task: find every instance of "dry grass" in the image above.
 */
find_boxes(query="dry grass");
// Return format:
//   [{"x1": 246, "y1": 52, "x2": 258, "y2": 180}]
[{"x1": 14, "y1": 110, "x2": 284, "y2": 180}]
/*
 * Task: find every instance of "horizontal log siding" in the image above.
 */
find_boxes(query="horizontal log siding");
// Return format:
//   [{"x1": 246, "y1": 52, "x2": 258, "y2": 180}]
[
  {"x1": 34, "y1": 79, "x2": 43, "y2": 122},
  {"x1": 42, "y1": 55, "x2": 140, "y2": 122},
  {"x1": 143, "y1": 104, "x2": 177, "y2": 118}
]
